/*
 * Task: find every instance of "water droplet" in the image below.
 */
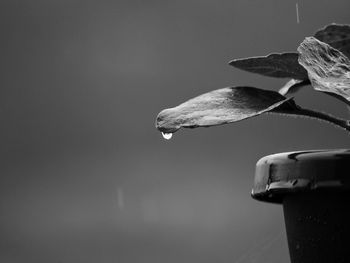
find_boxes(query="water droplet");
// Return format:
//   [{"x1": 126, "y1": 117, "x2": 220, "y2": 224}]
[{"x1": 161, "y1": 132, "x2": 173, "y2": 140}]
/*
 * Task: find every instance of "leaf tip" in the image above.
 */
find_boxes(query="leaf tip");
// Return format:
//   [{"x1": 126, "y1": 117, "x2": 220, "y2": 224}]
[
  {"x1": 228, "y1": 59, "x2": 236, "y2": 66},
  {"x1": 155, "y1": 108, "x2": 181, "y2": 133}
]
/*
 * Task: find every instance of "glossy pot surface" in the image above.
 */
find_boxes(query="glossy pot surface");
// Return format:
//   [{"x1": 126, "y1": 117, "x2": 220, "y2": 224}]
[{"x1": 252, "y1": 149, "x2": 350, "y2": 263}]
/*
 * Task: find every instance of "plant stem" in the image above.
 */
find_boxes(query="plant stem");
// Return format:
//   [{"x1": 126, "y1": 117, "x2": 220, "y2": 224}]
[{"x1": 293, "y1": 107, "x2": 350, "y2": 133}]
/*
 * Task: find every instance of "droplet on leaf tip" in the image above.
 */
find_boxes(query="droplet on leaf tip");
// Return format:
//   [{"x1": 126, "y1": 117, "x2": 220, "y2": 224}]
[{"x1": 161, "y1": 132, "x2": 173, "y2": 140}]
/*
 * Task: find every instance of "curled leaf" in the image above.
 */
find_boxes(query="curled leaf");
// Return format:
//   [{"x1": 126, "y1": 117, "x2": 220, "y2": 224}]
[
  {"x1": 314, "y1": 24, "x2": 350, "y2": 59},
  {"x1": 156, "y1": 86, "x2": 298, "y2": 133},
  {"x1": 298, "y1": 37, "x2": 350, "y2": 101},
  {"x1": 278, "y1": 24, "x2": 350, "y2": 97},
  {"x1": 229, "y1": 53, "x2": 308, "y2": 79}
]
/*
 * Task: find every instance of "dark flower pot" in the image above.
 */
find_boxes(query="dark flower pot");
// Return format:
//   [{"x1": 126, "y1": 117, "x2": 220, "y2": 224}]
[{"x1": 251, "y1": 149, "x2": 350, "y2": 263}]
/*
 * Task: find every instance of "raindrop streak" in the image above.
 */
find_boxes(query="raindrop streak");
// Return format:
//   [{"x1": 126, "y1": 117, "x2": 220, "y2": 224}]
[
  {"x1": 296, "y1": 3, "x2": 300, "y2": 24},
  {"x1": 117, "y1": 187, "x2": 124, "y2": 210},
  {"x1": 161, "y1": 132, "x2": 173, "y2": 140}
]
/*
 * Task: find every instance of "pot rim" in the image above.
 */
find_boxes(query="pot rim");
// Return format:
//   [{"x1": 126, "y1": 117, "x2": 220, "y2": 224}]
[{"x1": 251, "y1": 149, "x2": 350, "y2": 204}]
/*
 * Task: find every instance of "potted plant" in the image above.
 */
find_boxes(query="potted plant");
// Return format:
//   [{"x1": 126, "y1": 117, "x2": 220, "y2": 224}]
[{"x1": 155, "y1": 23, "x2": 350, "y2": 263}]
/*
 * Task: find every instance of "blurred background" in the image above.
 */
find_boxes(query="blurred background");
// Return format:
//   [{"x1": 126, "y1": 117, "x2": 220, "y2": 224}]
[{"x1": 1, "y1": 0, "x2": 350, "y2": 262}]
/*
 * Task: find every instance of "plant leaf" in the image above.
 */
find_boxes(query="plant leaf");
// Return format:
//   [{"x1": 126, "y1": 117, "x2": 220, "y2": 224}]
[
  {"x1": 314, "y1": 23, "x2": 350, "y2": 59},
  {"x1": 228, "y1": 24, "x2": 350, "y2": 81},
  {"x1": 156, "y1": 86, "x2": 298, "y2": 133},
  {"x1": 279, "y1": 79, "x2": 310, "y2": 96},
  {"x1": 298, "y1": 37, "x2": 350, "y2": 101},
  {"x1": 277, "y1": 24, "x2": 350, "y2": 97},
  {"x1": 229, "y1": 53, "x2": 308, "y2": 80}
]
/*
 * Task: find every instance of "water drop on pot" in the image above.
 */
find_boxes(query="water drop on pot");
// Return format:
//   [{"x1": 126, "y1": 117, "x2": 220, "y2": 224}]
[{"x1": 161, "y1": 132, "x2": 173, "y2": 140}]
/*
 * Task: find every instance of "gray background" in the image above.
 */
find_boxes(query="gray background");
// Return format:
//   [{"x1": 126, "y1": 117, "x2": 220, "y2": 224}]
[{"x1": 1, "y1": 0, "x2": 350, "y2": 262}]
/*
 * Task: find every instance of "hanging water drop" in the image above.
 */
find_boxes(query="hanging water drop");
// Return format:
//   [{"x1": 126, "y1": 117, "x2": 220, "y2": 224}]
[{"x1": 161, "y1": 132, "x2": 173, "y2": 140}]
